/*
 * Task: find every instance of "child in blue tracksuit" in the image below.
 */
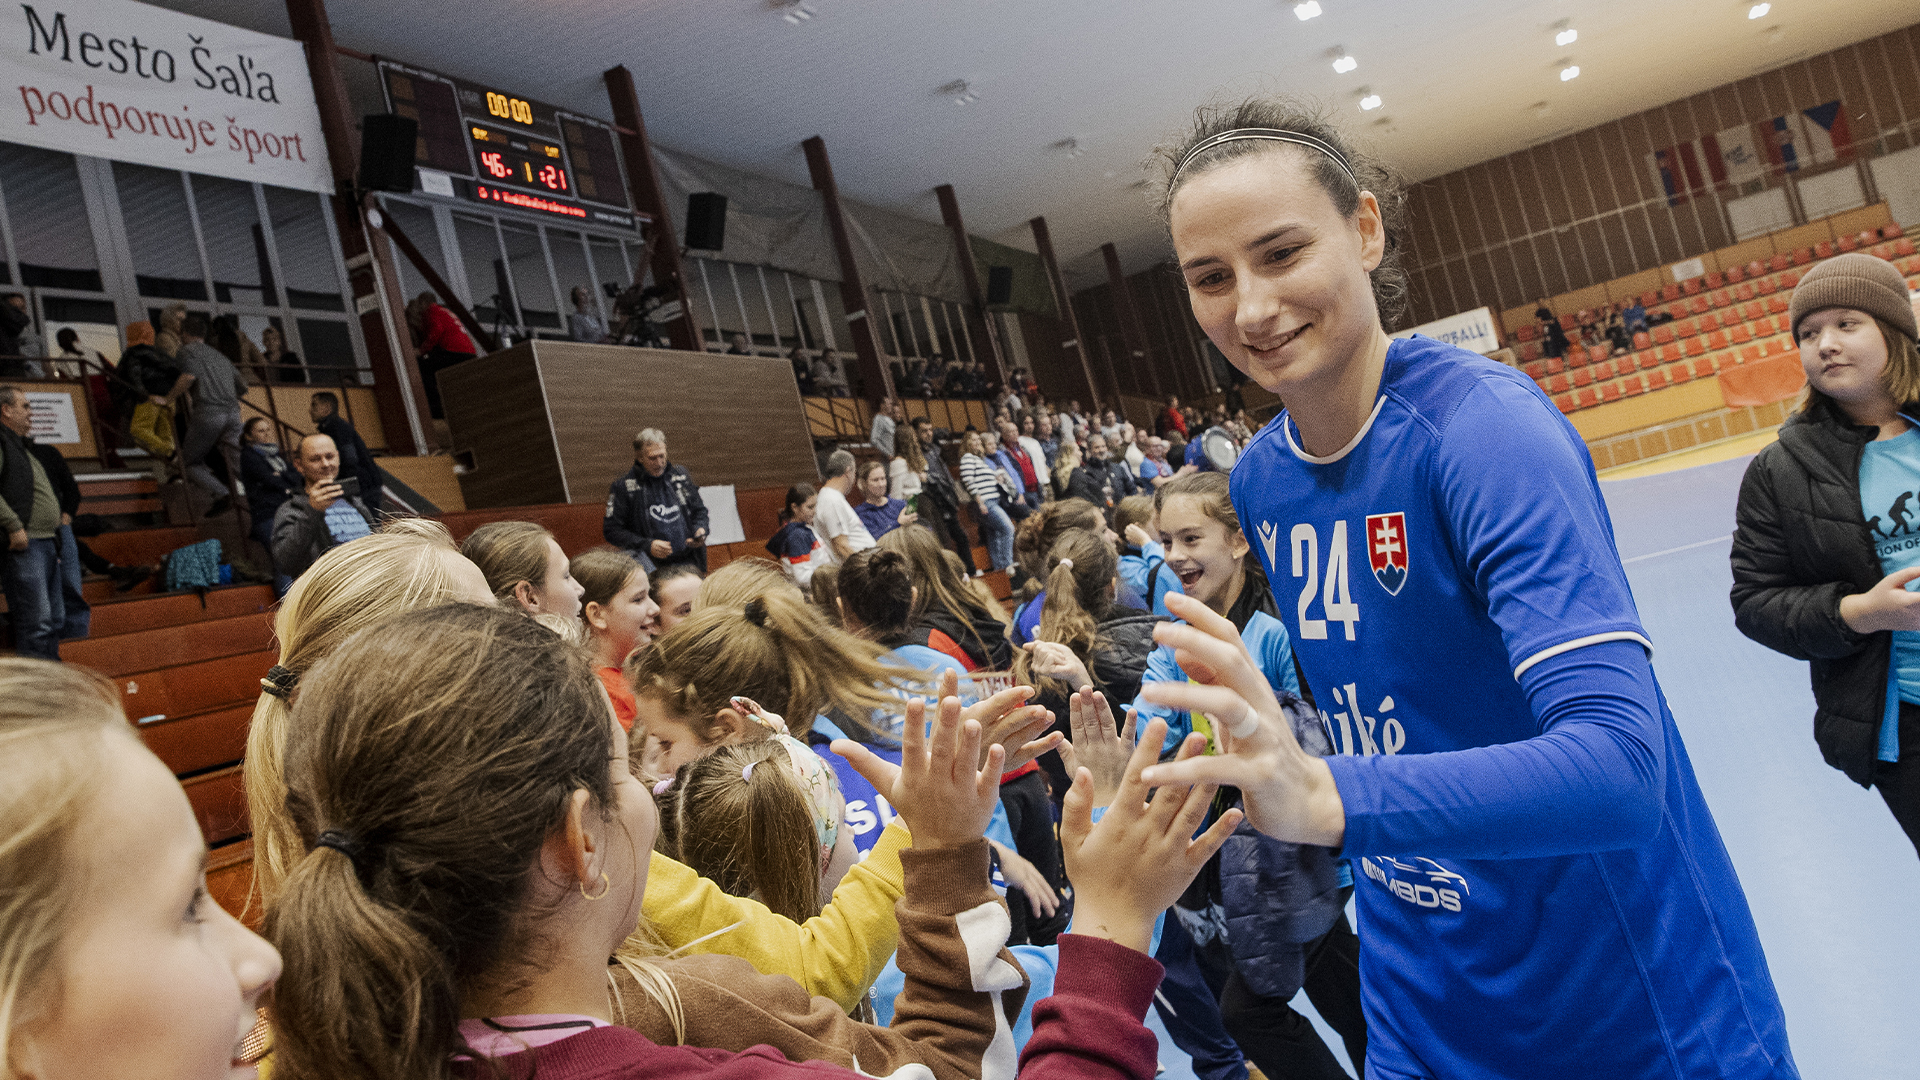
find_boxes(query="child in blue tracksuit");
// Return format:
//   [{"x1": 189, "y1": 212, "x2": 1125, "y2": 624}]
[{"x1": 1114, "y1": 494, "x2": 1181, "y2": 620}]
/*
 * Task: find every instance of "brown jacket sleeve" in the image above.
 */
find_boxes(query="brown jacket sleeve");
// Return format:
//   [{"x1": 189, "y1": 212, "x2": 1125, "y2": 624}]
[{"x1": 613, "y1": 840, "x2": 1027, "y2": 1080}]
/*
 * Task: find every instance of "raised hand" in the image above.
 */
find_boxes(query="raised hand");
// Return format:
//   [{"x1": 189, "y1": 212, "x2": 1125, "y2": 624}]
[
  {"x1": 1134, "y1": 592, "x2": 1345, "y2": 847},
  {"x1": 1059, "y1": 716, "x2": 1240, "y2": 953},
  {"x1": 833, "y1": 693, "x2": 1002, "y2": 850},
  {"x1": 1057, "y1": 687, "x2": 1134, "y2": 808},
  {"x1": 946, "y1": 669, "x2": 1059, "y2": 771},
  {"x1": 1022, "y1": 640, "x2": 1093, "y2": 692}
]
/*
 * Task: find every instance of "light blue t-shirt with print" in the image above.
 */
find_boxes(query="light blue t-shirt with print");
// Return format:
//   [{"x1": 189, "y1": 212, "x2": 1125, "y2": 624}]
[
  {"x1": 323, "y1": 500, "x2": 371, "y2": 545},
  {"x1": 1858, "y1": 427, "x2": 1920, "y2": 761}
]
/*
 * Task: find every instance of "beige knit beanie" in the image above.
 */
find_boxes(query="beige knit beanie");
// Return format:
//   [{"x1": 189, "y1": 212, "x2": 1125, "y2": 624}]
[{"x1": 1787, "y1": 252, "x2": 1917, "y2": 342}]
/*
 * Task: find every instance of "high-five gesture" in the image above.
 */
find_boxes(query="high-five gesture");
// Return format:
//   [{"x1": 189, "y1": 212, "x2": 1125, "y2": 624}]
[
  {"x1": 1060, "y1": 716, "x2": 1240, "y2": 954},
  {"x1": 945, "y1": 668, "x2": 1060, "y2": 771},
  {"x1": 833, "y1": 693, "x2": 1003, "y2": 849},
  {"x1": 1135, "y1": 592, "x2": 1345, "y2": 846},
  {"x1": 1057, "y1": 687, "x2": 1136, "y2": 808}
]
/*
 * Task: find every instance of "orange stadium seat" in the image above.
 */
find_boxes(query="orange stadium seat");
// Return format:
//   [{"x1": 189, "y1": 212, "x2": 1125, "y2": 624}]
[
  {"x1": 1593, "y1": 360, "x2": 1615, "y2": 380},
  {"x1": 1770, "y1": 253, "x2": 1791, "y2": 272},
  {"x1": 1661, "y1": 283, "x2": 1682, "y2": 302},
  {"x1": 1873, "y1": 242, "x2": 1896, "y2": 259},
  {"x1": 1573, "y1": 368, "x2": 1593, "y2": 387},
  {"x1": 1708, "y1": 330, "x2": 1729, "y2": 350},
  {"x1": 1548, "y1": 373, "x2": 1570, "y2": 393},
  {"x1": 1659, "y1": 343, "x2": 1684, "y2": 363},
  {"x1": 1686, "y1": 337, "x2": 1707, "y2": 357},
  {"x1": 1716, "y1": 352, "x2": 1741, "y2": 372},
  {"x1": 1625, "y1": 374, "x2": 1648, "y2": 395},
  {"x1": 1545, "y1": 357, "x2": 1565, "y2": 374},
  {"x1": 1710, "y1": 289, "x2": 1732, "y2": 309},
  {"x1": 1640, "y1": 290, "x2": 1660, "y2": 307},
  {"x1": 1516, "y1": 323, "x2": 1537, "y2": 342},
  {"x1": 1792, "y1": 247, "x2": 1813, "y2": 265},
  {"x1": 1755, "y1": 276, "x2": 1777, "y2": 295},
  {"x1": 1555, "y1": 393, "x2": 1576, "y2": 414},
  {"x1": 1683, "y1": 278, "x2": 1703, "y2": 295},
  {"x1": 1743, "y1": 301, "x2": 1765, "y2": 320},
  {"x1": 1633, "y1": 331, "x2": 1652, "y2": 351},
  {"x1": 1675, "y1": 318, "x2": 1698, "y2": 338},
  {"x1": 1741, "y1": 344, "x2": 1763, "y2": 363},
  {"x1": 1576, "y1": 387, "x2": 1599, "y2": 409},
  {"x1": 1734, "y1": 282, "x2": 1755, "y2": 301},
  {"x1": 1567, "y1": 348, "x2": 1589, "y2": 369},
  {"x1": 1654, "y1": 325, "x2": 1676, "y2": 345},
  {"x1": 1687, "y1": 296, "x2": 1709, "y2": 315},
  {"x1": 1646, "y1": 368, "x2": 1669, "y2": 390},
  {"x1": 1782, "y1": 268, "x2": 1803, "y2": 287},
  {"x1": 1524, "y1": 360, "x2": 1546, "y2": 379},
  {"x1": 1637, "y1": 351, "x2": 1661, "y2": 371},
  {"x1": 1693, "y1": 357, "x2": 1715, "y2": 378},
  {"x1": 1886, "y1": 223, "x2": 1906, "y2": 240},
  {"x1": 1730, "y1": 324, "x2": 1751, "y2": 345},
  {"x1": 1748, "y1": 259, "x2": 1768, "y2": 279},
  {"x1": 1520, "y1": 341, "x2": 1541, "y2": 362},
  {"x1": 1669, "y1": 362, "x2": 1692, "y2": 385},
  {"x1": 1705, "y1": 270, "x2": 1726, "y2": 289},
  {"x1": 1589, "y1": 344, "x2": 1611, "y2": 365},
  {"x1": 1724, "y1": 264, "x2": 1746, "y2": 284},
  {"x1": 1698, "y1": 312, "x2": 1720, "y2": 331},
  {"x1": 1560, "y1": 313, "x2": 1580, "y2": 331},
  {"x1": 1837, "y1": 233, "x2": 1858, "y2": 253},
  {"x1": 1896, "y1": 237, "x2": 1915, "y2": 257},
  {"x1": 1767, "y1": 295, "x2": 1789, "y2": 314},
  {"x1": 1815, "y1": 239, "x2": 1835, "y2": 259}
]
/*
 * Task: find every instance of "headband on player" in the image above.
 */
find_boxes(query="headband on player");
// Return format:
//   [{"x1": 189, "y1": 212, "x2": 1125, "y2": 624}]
[{"x1": 1172, "y1": 128, "x2": 1359, "y2": 191}]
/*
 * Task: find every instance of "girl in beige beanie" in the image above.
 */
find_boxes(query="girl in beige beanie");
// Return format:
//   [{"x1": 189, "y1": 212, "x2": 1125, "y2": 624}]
[{"x1": 1732, "y1": 249, "x2": 1920, "y2": 860}]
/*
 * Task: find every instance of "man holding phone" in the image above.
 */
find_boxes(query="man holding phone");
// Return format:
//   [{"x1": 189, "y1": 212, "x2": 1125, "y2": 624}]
[{"x1": 271, "y1": 433, "x2": 376, "y2": 582}]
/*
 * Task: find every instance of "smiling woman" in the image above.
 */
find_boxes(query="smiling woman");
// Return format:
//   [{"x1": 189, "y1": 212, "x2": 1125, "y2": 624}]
[{"x1": 1137, "y1": 96, "x2": 1801, "y2": 1080}]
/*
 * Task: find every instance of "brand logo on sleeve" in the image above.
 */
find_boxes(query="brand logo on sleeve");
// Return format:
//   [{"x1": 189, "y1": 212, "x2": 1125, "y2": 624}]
[
  {"x1": 1365, "y1": 512, "x2": 1408, "y2": 595},
  {"x1": 1361, "y1": 855, "x2": 1468, "y2": 912}
]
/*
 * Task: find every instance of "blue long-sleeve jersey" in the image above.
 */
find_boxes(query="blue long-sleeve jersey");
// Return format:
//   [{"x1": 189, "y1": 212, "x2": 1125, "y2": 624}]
[{"x1": 1228, "y1": 334, "x2": 1795, "y2": 1080}]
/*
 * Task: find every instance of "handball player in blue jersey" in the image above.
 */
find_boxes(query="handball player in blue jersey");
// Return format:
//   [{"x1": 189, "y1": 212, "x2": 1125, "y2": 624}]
[{"x1": 1133, "y1": 98, "x2": 1798, "y2": 1080}]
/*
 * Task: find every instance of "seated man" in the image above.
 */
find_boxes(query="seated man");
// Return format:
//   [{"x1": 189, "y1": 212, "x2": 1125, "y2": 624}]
[
  {"x1": 271, "y1": 433, "x2": 375, "y2": 582},
  {"x1": 604, "y1": 427, "x2": 708, "y2": 573},
  {"x1": 310, "y1": 392, "x2": 382, "y2": 512},
  {"x1": 853, "y1": 459, "x2": 916, "y2": 541},
  {"x1": 568, "y1": 286, "x2": 613, "y2": 344}
]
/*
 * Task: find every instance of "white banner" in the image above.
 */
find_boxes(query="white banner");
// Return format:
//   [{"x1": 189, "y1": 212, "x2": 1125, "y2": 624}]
[
  {"x1": 1392, "y1": 306, "x2": 1499, "y2": 355},
  {"x1": 0, "y1": 0, "x2": 331, "y2": 192},
  {"x1": 24, "y1": 390, "x2": 77, "y2": 443}
]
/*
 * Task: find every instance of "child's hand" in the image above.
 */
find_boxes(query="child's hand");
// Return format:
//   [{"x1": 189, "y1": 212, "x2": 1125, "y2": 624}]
[
  {"x1": 989, "y1": 839, "x2": 1060, "y2": 918},
  {"x1": 1022, "y1": 641, "x2": 1093, "y2": 692},
  {"x1": 1060, "y1": 717, "x2": 1239, "y2": 954},
  {"x1": 1057, "y1": 688, "x2": 1133, "y2": 808},
  {"x1": 945, "y1": 669, "x2": 1059, "y2": 771},
  {"x1": 1124, "y1": 523, "x2": 1154, "y2": 550},
  {"x1": 1137, "y1": 593, "x2": 1343, "y2": 847},
  {"x1": 834, "y1": 693, "x2": 1002, "y2": 850}
]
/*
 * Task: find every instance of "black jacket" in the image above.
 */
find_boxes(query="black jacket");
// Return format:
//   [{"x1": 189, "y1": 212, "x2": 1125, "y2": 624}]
[
  {"x1": 241, "y1": 441, "x2": 303, "y2": 523},
  {"x1": 1731, "y1": 397, "x2": 1899, "y2": 786},
  {"x1": 923, "y1": 604, "x2": 1014, "y2": 671},
  {"x1": 604, "y1": 461, "x2": 709, "y2": 569},
  {"x1": 0, "y1": 426, "x2": 80, "y2": 530},
  {"x1": 272, "y1": 491, "x2": 374, "y2": 581},
  {"x1": 314, "y1": 414, "x2": 381, "y2": 510}
]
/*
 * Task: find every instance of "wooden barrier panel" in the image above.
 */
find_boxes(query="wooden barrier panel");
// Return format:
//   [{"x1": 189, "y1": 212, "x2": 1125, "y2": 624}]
[
  {"x1": 183, "y1": 765, "x2": 248, "y2": 846},
  {"x1": 1567, "y1": 377, "x2": 1726, "y2": 443},
  {"x1": 140, "y1": 703, "x2": 253, "y2": 778},
  {"x1": 62, "y1": 612, "x2": 274, "y2": 677},
  {"x1": 440, "y1": 342, "x2": 816, "y2": 509}
]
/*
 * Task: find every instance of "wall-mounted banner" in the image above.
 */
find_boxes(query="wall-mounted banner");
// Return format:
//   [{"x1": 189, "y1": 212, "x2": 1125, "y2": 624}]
[
  {"x1": 1392, "y1": 306, "x2": 1499, "y2": 355},
  {"x1": 0, "y1": 0, "x2": 331, "y2": 192}
]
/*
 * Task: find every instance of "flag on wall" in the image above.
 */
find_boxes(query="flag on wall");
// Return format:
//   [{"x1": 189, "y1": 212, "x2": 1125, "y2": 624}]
[
  {"x1": 1759, "y1": 112, "x2": 1808, "y2": 173},
  {"x1": 1712, "y1": 125, "x2": 1765, "y2": 185},
  {"x1": 1799, "y1": 100, "x2": 1854, "y2": 164}
]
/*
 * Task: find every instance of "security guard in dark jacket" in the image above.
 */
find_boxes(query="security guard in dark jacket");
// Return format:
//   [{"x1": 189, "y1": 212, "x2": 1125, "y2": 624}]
[{"x1": 604, "y1": 428, "x2": 708, "y2": 573}]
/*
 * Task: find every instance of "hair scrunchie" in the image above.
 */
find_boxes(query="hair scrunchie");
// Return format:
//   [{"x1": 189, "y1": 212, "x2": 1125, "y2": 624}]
[{"x1": 260, "y1": 665, "x2": 299, "y2": 700}]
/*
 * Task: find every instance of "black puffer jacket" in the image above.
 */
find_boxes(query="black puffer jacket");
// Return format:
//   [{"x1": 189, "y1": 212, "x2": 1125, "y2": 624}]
[{"x1": 1731, "y1": 396, "x2": 1901, "y2": 786}]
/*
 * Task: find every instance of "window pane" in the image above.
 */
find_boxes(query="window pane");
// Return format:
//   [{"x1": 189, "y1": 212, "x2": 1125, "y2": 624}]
[
  {"x1": 0, "y1": 143, "x2": 100, "y2": 291},
  {"x1": 264, "y1": 186, "x2": 344, "y2": 311},
  {"x1": 587, "y1": 236, "x2": 629, "y2": 292},
  {"x1": 114, "y1": 161, "x2": 203, "y2": 299},
  {"x1": 295, "y1": 317, "x2": 356, "y2": 375},
  {"x1": 500, "y1": 223, "x2": 559, "y2": 330},
  {"x1": 193, "y1": 176, "x2": 271, "y2": 305},
  {"x1": 380, "y1": 199, "x2": 449, "y2": 306},
  {"x1": 452, "y1": 214, "x2": 506, "y2": 326},
  {"x1": 546, "y1": 228, "x2": 594, "y2": 320}
]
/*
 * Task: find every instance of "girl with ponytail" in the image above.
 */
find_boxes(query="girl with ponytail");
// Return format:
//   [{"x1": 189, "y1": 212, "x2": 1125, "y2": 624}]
[
  {"x1": 571, "y1": 546, "x2": 662, "y2": 732},
  {"x1": 265, "y1": 602, "x2": 1220, "y2": 1080},
  {"x1": 875, "y1": 524, "x2": 1012, "y2": 669},
  {"x1": 1009, "y1": 498, "x2": 1113, "y2": 645}
]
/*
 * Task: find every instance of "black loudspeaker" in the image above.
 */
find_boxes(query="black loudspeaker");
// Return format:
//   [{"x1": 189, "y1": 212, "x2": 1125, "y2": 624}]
[
  {"x1": 685, "y1": 192, "x2": 728, "y2": 251},
  {"x1": 985, "y1": 265, "x2": 1014, "y2": 305},
  {"x1": 358, "y1": 114, "x2": 418, "y2": 194}
]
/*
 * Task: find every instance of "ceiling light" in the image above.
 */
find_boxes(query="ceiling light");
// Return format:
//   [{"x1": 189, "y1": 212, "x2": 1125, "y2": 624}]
[
  {"x1": 1359, "y1": 94, "x2": 1382, "y2": 111},
  {"x1": 1293, "y1": 1, "x2": 1322, "y2": 21},
  {"x1": 1555, "y1": 27, "x2": 1578, "y2": 46},
  {"x1": 1332, "y1": 53, "x2": 1358, "y2": 73},
  {"x1": 1560, "y1": 64, "x2": 1580, "y2": 81},
  {"x1": 781, "y1": 0, "x2": 813, "y2": 23},
  {"x1": 1748, "y1": 2, "x2": 1770, "y2": 17}
]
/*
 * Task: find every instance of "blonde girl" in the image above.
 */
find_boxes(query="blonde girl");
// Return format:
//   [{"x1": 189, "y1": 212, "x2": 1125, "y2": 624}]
[
  {"x1": 571, "y1": 547, "x2": 662, "y2": 732},
  {"x1": 876, "y1": 524, "x2": 1012, "y2": 669},
  {"x1": 0, "y1": 659, "x2": 280, "y2": 1080},
  {"x1": 460, "y1": 519, "x2": 585, "y2": 618}
]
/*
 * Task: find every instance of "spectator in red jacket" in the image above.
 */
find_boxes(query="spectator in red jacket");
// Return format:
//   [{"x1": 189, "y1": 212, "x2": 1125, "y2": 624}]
[
  {"x1": 1158, "y1": 395, "x2": 1188, "y2": 439},
  {"x1": 404, "y1": 293, "x2": 476, "y2": 420}
]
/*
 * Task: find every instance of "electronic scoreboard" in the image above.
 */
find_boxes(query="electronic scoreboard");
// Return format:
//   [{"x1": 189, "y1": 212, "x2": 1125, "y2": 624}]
[{"x1": 378, "y1": 59, "x2": 644, "y2": 231}]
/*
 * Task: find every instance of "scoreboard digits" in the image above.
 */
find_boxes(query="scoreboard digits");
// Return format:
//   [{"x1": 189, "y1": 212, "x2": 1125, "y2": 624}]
[{"x1": 484, "y1": 91, "x2": 534, "y2": 125}]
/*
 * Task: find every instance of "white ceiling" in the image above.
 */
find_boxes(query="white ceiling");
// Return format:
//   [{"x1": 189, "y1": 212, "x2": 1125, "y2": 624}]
[{"x1": 169, "y1": 0, "x2": 1913, "y2": 288}]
